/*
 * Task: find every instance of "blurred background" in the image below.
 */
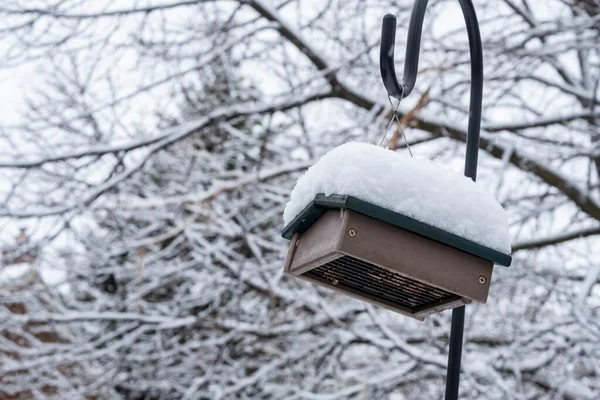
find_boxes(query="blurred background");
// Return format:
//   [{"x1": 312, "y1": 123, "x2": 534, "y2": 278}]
[{"x1": 0, "y1": 0, "x2": 599, "y2": 399}]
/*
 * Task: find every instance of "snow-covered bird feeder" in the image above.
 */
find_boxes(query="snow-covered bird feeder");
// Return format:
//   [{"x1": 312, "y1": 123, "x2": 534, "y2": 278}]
[{"x1": 282, "y1": 142, "x2": 511, "y2": 320}]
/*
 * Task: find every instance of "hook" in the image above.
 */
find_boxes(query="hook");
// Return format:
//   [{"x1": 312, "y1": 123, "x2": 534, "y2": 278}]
[
  {"x1": 379, "y1": 0, "x2": 483, "y2": 181},
  {"x1": 379, "y1": 0, "x2": 430, "y2": 100},
  {"x1": 380, "y1": 14, "x2": 404, "y2": 99}
]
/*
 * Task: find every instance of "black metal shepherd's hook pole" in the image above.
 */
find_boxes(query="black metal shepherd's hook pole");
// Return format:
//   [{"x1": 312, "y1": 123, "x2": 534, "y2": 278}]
[{"x1": 379, "y1": 1, "x2": 483, "y2": 399}]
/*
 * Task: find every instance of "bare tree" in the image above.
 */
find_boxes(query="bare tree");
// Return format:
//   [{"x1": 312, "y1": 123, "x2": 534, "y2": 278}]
[{"x1": 0, "y1": 0, "x2": 599, "y2": 398}]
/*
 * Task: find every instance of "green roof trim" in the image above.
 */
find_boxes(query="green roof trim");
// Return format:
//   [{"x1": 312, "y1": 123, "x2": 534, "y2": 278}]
[{"x1": 282, "y1": 194, "x2": 512, "y2": 267}]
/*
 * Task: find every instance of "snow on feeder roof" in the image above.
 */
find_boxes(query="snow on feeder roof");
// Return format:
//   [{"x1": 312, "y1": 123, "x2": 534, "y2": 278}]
[
  {"x1": 281, "y1": 142, "x2": 511, "y2": 320},
  {"x1": 284, "y1": 142, "x2": 511, "y2": 254}
]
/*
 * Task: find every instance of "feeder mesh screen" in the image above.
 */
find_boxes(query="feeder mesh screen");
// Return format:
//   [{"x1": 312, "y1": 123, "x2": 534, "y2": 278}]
[{"x1": 304, "y1": 255, "x2": 459, "y2": 312}]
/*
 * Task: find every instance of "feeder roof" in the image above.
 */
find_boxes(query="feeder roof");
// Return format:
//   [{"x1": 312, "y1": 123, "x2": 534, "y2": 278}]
[{"x1": 283, "y1": 142, "x2": 512, "y2": 256}]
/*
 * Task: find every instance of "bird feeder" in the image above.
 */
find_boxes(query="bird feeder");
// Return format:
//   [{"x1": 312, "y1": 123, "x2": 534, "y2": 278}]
[
  {"x1": 283, "y1": 194, "x2": 511, "y2": 321},
  {"x1": 282, "y1": 1, "x2": 510, "y2": 397}
]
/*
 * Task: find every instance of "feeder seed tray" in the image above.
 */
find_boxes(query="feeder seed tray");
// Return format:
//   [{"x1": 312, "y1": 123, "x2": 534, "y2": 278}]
[{"x1": 282, "y1": 194, "x2": 511, "y2": 321}]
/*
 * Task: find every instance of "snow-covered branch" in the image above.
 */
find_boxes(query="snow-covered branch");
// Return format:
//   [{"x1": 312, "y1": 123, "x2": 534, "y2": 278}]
[{"x1": 1, "y1": 0, "x2": 599, "y2": 398}]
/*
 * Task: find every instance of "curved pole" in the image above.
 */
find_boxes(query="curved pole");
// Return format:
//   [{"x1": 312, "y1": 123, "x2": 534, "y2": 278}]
[
  {"x1": 380, "y1": 2, "x2": 483, "y2": 399},
  {"x1": 380, "y1": 0, "x2": 482, "y2": 180}
]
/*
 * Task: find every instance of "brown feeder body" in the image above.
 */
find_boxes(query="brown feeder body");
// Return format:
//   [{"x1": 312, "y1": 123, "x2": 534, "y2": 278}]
[{"x1": 284, "y1": 209, "x2": 494, "y2": 321}]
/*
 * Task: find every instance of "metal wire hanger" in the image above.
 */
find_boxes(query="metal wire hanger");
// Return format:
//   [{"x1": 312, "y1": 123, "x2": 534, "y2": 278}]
[{"x1": 379, "y1": 95, "x2": 413, "y2": 157}]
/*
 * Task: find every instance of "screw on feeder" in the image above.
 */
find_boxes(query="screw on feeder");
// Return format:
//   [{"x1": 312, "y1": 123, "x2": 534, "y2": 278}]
[
  {"x1": 478, "y1": 276, "x2": 487, "y2": 284},
  {"x1": 348, "y1": 229, "x2": 357, "y2": 237}
]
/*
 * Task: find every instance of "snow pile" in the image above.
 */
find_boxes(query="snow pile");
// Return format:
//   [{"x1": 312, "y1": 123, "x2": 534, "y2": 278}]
[{"x1": 284, "y1": 142, "x2": 511, "y2": 253}]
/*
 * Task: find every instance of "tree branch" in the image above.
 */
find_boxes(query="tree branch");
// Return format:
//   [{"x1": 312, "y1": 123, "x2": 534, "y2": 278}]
[
  {"x1": 0, "y1": 0, "x2": 208, "y2": 19},
  {"x1": 0, "y1": 92, "x2": 332, "y2": 217},
  {"x1": 513, "y1": 226, "x2": 600, "y2": 251},
  {"x1": 483, "y1": 111, "x2": 600, "y2": 132},
  {"x1": 247, "y1": 0, "x2": 375, "y2": 109}
]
